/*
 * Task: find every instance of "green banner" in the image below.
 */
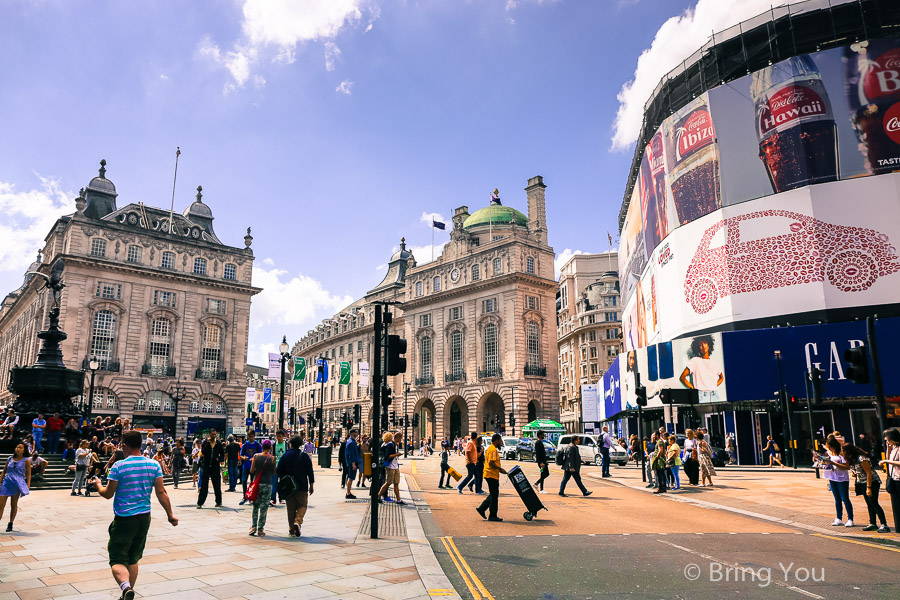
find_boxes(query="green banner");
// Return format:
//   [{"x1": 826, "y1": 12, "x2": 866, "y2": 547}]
[
  {"x1": 339, "y1": 361, "x2": 351, "y2": 385},
  {"x1": 271, "y1": 401, "x2": 277, "y2": 413},
  {"x1": 293, "y1": 356, "x2": 306, "y2": 381}
]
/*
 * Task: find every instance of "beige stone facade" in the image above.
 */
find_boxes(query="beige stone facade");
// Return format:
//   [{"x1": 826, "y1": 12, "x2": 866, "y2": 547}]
[
  {"x1": 292, "y1": 176, "x2": 559, "y2": 443},
  {"x1": 556, "y1": 252, "x2": 622, "y2": 433},
  {"x1": 0, "y1": 160, "x2": 260, "y2": 437}
]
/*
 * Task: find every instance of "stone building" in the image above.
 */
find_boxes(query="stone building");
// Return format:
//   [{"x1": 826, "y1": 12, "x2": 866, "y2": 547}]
[
  {"x1": 291, "y1": 176, "x2": 559, "y2": 442},
  {"x1": 244, "y1": 364, "x2": 292, "y2": 434},
  {"x1": 556, "y1": 252, "x2": 622, "y2": 433},
  {"x1": 0, "y1": 160, "x2": 261, "y2": 437}
]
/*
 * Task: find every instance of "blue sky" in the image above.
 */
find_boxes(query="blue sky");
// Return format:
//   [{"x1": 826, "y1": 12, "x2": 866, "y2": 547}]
[{"x1": 0, "y1": 0, "x2": 778, "y2": 364}]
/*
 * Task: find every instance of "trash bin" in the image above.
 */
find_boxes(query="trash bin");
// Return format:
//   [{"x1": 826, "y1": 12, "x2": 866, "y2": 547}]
[{"x1": 318, "y1": 446, "x2": 332, "y2": 468}]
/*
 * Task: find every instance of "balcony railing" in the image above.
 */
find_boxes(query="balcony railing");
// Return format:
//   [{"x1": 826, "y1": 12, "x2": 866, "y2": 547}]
[
  {"x1": 83, "y1": 357, "x2": 120, "y2": 372},
  {"x1": 415, "y1": 374, "x2": 435, "y2": 387},
  {"x1": 444, "y1": 371, "x2": 467, "y2": 384},
  {"x1": 478, "y1": 367, "x2": 503, "y2": 380},
  {"x1": 525, "y1": 364, "x2": 547, "y2": 377},
  {"x1": 195, "y1": 368, "x2": 227, "y2": 380},
  {"x1": 142, "y1": 364, "x2": 177, "y2": 377}
]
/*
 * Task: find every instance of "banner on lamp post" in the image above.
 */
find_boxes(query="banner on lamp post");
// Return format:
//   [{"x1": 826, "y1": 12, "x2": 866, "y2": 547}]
[
  {"x1": 268, "y1": 353, "x2": 281, "y2": 379},
  {"x1": 359, "y1": 362, "x2": 369, "y2": 387},
  {"x1": 293, "y1": 357, "x2": 306, "y2": 380},
  {"x1": 246, "y1": 388, "x2": 257, "y2": 403},
  {"x1": 339, "y1": 361, "x2": 351, "y2": 385}
]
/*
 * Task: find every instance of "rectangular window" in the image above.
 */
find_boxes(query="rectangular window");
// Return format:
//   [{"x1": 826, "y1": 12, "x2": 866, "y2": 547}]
[
  {"x1": 193, "y1": 257, "x2": 207, "y2": 275},
  {"x1": 591, "y1": 363, "x2": 598, "y2": 376},
  {"x1": 604, "y1": 296, "x2": 618, "y2": 307},
  {"x1": 96, "y1": 282, "x2": 122, "y2": 300},
  {"x1": 420, "y1": 313, "x2": 431, "y2": 328},
  {"x1": 149, "y1": 319, "x2": 171, "y2": 370},
  {"x1": 483, "y1": 324, "x2": 498, "y2": 372},
  {"x1": 606, "y1": 328, "x2": 621, "y2": 340},
  {"x1": 90, "y1": 238, "x2": 106, "y2": 257},
  {"x1": 206, "y1": 299, "x2": 226, "y2": 314},
  {"x1": 448, "y1": 306, "x2": 461, "y2": 321},
  {"x1": 605, "y1": 312, "x2": 619, "y2": 322},
  {"x1": 590, "y1": 347, "x2": 598, "y2": 359},
  {"x1": 161, "y1": 251, "x2": 175, "y2": 270},
  {"x1": 357, "y1": 340, "x2": 363, "y2": 352},
  {"x1": 416, "y1": 281, "x2": 423, "y2": 296},
  {"x1": 589, "y1": 330, "x2": 597, "y2": 341},
  {"x1": 126, "y1": 245, "x2": 142, "y2": 264},
  {"x1": 223, "y1": 264, "x2": 236, "y2": 280},
  {"x1": 526, "y1": 296, "x2": 538, "y2": 311},
  {"x1": 339, "y1": 386, "x2": 343, "y2": 400},
  {"x1": 433, "y1": 276, "x2": 441, "y2": 292},
  {"x1": 348, "y1": 343, "x2": 353, "y2": 354},
  {"x1": 420, "y1": 336, "x2": 433, "y2": 379},
  {"x1": 482, "y1": 298, "x2": 497, "y2": 314},
  {"x1": 339, "y1": 345, "x2": 344, "y2": 357},
  {"x1": 526, "y1": 257, "x2": 535, "y2": 274},
  {"x1": 90, "y1": 310, "x2": 116, "y2": 366},
  {"x1": 493, "y1": 257, "x2": 502, "y2": 275},
  {"x1": 450, "y1": 331, "x2": 463, "y2": 376},
  {"x1": 153, "y1": 290, "x2": 176, "y2": 308},
  {"x1": 201, "y1": 324, "x2": 221, "y2": 374},
  {"x1": 587, "y1": 315, "x2": 596, "y2": 324}
]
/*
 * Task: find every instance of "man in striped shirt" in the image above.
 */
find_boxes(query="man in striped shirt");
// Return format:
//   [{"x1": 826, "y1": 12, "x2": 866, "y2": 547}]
[{"x1": 93, "y1": 430, "x2": 178, "y2": 600}]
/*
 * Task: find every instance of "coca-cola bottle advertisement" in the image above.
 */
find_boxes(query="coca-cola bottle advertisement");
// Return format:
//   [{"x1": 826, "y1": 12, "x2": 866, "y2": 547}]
[
  {"x1": 751, "y1": 55, "x2": 840, "y2": 193},
  {"x1": 845, "y1": 38, "x2": 900, "y2": 174},
  {"x1": 664, "y1": 94, "x2": 721, "y2": 226},
  {"x1": 640, "y1": 131, "x2": 671, "y2": 256}
]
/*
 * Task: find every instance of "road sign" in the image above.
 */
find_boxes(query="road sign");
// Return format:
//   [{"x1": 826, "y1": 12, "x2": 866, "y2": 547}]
[
  {"x1": 232, "y1": 426, "x2": 247, "y2": 436},
  {"x1": 246, "y1": 418, "x2": 254, "y2": 427}
]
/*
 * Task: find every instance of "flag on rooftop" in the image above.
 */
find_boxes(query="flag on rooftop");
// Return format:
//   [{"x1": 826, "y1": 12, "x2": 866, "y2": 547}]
[{"x1": 432, "y1": 219, "x2": 446, "y2": 230}]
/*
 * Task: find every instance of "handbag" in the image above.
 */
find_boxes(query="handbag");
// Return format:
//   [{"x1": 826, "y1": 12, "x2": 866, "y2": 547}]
[
  {"x1": 854, "y1": 481, "x2": 867, "y2": 496},
  {"x1": 277, "y1": 475, "x2": 300, "y2": 499},
  {"x1": 244, "y1": 469, "x2": 263, "y2": 502}
]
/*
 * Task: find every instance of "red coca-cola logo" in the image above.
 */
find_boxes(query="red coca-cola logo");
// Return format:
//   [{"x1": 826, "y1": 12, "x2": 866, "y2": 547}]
[
  {"x1": 863, "y1": 47, "x2": 900, "y2": 101},
  {"x1": 758, "y1": 85, "x2": 826, "y2": 135},
  {"x1": 675, "y1": 109, "x2": 714, "y2": 161},
  {"x1": 883, "y1": 101, "x2": 900, "y2": 145}
]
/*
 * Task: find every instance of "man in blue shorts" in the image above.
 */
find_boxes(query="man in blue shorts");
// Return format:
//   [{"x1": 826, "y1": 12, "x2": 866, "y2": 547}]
[{"x1": 92, "y1": 430, "x2": 178, "y2": 600}]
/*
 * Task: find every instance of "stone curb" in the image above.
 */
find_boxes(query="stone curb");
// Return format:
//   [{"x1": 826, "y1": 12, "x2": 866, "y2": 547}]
[{"x1": 399, "y1": 474, "x2": 463, "y2": 600}]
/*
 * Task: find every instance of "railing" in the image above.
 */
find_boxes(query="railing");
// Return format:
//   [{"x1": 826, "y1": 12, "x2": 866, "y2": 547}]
[
  {"x1": 142, "y1": 364, "x2": 176, "y2": 377},
  {"x1": 195, "y1": 368, "x2": 227, "y2": 380},
  {"x1": 444, "y1": 371, "x2": 467, "y2": 384},
  {"x1": 478, "y1": 367, "x2": 502, "y2": 380},
  {"x1": 82, "y1": 357, "x2": 120, "y2": 372},
  {"x1": 415, "y1": 375, "x2": 434, "y2": 386},
  {"x1": 525, "y1": 364, "x2": 547, "y2": 377}
]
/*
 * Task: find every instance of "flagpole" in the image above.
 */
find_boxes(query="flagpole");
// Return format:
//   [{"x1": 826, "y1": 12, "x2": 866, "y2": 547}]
[
  {"x1": 168, "y1": 147, "x2": 181, "y2": 236},
  {"x1": 432, "y1": 224, "x2": 434, "y2": 262}
]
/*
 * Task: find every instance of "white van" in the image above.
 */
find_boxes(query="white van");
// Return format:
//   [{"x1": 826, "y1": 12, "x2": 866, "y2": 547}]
[{"x1": 557, "y1": 434, "x2": 627, "y2": 466}]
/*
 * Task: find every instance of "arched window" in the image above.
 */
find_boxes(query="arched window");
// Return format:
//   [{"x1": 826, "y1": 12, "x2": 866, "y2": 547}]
[
  {"x1": 450, "y1": 331, "x2": 463, "y2": 376},
  {"x1": 193, "y1": 257, "x2": 207, "y2": 275},
  {"x1": 201, "y1": 324, "x2": 221, "y2": 377},
  {"x1": 527, "y1": 321, "x2": 541, "y2": 367},
  {"x1": 472, "y1": 264, "x2": 480, "y2": 281},
  {"x1": 91, "y1": 388, "x2": 118, "y2": 410},
  {"x1": 201, "y1": 395, "x2": 214, "y2": 414},
  {"x1": 420, "y1": 336, "x2": 432, "y2": 379},
  {"x1": 223, "y1": 263, "x2": 237, "y2": 280},
  {"x1": 483, "y1": 323, "x2": 498, "y2": 373},
  {"x1": 416, "y1": 281, "x2": 423, "y2": 297},
  {"x1": 90, "y1": 310, "x2": 116, "y2": 369},
  {"x1": 189, "y1": 399, "x2": 199, "y2": 413},
  {"x1": 149, "y1": 319, "x2": 171, "y2": 374},
  {"x1": 526, "y1": 256, "x2": 535, "y2": 274},
  {"x1": 215, "y1": 400, "x2": 226, "y2": 414}
]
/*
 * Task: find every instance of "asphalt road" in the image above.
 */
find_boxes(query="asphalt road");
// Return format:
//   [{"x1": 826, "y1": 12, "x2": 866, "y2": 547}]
[{"x1": 401, "y1": 454, "x2": 900, "y2": 600}]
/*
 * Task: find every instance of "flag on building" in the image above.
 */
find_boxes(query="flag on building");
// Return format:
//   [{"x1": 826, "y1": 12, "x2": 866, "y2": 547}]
[
  {"x1": 607, "y1": 232, "x2": 613, "y2": 246},
  {"x1": 432, "y1": 218, "x2": 446, "y2": 230}
]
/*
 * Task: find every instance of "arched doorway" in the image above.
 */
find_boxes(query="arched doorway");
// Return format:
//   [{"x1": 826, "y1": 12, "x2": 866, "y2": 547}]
[
  {"x1": 444, "y1": 396, "x2": 468, "y2": 440},
  {"x1": 477, "y1": 392, "x2": 505, "y2": 434},
  {"x1": 528, "y1": 400, "x2": 538, "y2": 424},
  {"x1": 414, "y1": 398, "x2": 437, "y2": 444}
]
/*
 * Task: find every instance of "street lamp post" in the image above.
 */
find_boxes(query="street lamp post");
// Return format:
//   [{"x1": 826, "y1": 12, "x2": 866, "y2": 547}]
[
  {"x1": 510, "y1": 385, "x2": 518, "y2": 436},
  {"x1": 403, "y1": 382, "x2": 410, "y2": 458},
  {"x1": 87, "y1": 358, "x2": 99, "y2": 421},
  {"x1": 168, "y1": 379, "x2": 186, "y2": 437},
  {"x1": 318, "y1": 355, "x2": 326, "y2": 452},
  {"x1": 278, "y1": 336, "x2": 290, "y2": 433}
]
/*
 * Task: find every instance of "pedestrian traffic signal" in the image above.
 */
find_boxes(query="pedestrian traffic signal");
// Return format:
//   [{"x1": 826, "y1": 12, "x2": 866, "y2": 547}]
[
  {"x1": 635, "y1": 385, "x2": 647, "y2": 407},
  {"x1": 509, "y1": 412, "x2": 515, "y2": 427},
  {"x1": 315, "y1": 407, "x2": 323, "y2": 420},
  {"x1": 411, "y1": 413, "x2": 419, "y2": 428},
  {"x1": 385, "y1": 335, "x2": 408, "y2": 376},
  {"x1": 382, "y1": 386, "x2": 393, "y2": 407},
  {"x1": 353, "y1": 403, "x2": 361, "y2": 424},
  {"x1": 844, "y1": 346, "x2": 870, "y2": 384},
  {"x1": 390, "y1": 411, "x2": 397, "y2": 425}
]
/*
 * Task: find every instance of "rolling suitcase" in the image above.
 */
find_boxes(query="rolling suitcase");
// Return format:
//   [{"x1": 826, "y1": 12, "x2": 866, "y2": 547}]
[
  {"x1": 446, "y1": 466, "x2": 462, "y2": 481},
  {"x1": 506, "y1": 465, "x2": 547, "y2": 521}
]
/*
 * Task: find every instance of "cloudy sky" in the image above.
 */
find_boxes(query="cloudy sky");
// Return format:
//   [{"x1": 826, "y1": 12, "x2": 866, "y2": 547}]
[{"x1": 0, "y1": 0, "x2": 781, "y2": 364}]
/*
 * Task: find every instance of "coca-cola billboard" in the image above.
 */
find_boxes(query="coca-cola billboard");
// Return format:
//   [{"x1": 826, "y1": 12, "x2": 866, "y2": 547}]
[{"x1": 619, "y1": 37, "x2": 900, "y2": 311}]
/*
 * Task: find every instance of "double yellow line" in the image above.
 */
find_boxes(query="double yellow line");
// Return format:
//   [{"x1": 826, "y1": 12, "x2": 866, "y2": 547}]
[{"x1": 440, "y1": 536, "x2": 493, "y2": 599}]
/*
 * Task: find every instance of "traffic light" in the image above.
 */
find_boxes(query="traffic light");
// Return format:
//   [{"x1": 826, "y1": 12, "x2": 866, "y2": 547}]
[
  {"x1": 412, "y1": 413, "x2": 419, "y2": 428},
  {"x1": 809, "y1": 368, "x2": 824, "y2": 405},
  {"x1": 509, "y1": 412, "x2": 516, "y2": 427},
  {"x1": 390, "y1": 411, "x2": 397, "y2": 426},
  {"x1": 247, "y1": 404, "x2": 252, "y2": 416},
  {"x1": 635, "y1": 385, "x2": 647, "y2": 407},
  {"x1": 315, "y1": 407, "x2": 323, "y2": 421},
  {"x1": 381, "y1": 409, "x2": 389, "y2": 430},
  {"x1": 844, "y1": 346, "x2": 870, "y2": 384},
  {"x1": 383, "y1": 386, "x2": 393, "y2": 407},
  {"x1": 353, "y1": 403, "x2": 361, "y2": 424},
  {"x1": 385, "y1": 335, "x2": 408, "y2": 376},
  {"x1": 289, "y1": 407, "x2": 296, "y2": 424},
  {"x1": 773, "y1": 390, "x2": 783, "y2": 413}
]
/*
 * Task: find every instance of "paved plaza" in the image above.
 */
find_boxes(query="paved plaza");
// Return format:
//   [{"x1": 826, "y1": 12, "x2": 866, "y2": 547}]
[{"x1": 0, "y1": 468, "x2": 460, "y2": 600}]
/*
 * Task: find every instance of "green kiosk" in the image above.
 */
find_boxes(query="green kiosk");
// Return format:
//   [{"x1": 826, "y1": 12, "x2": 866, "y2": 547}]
[{"x1": 521, "y1": 419, "x2": 566, "y2": 446}]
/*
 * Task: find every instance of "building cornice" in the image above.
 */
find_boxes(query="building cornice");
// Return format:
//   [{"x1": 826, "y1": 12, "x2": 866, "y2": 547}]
[{"x1": 402, "y1": 273, "x2": 555, "y2": 310}]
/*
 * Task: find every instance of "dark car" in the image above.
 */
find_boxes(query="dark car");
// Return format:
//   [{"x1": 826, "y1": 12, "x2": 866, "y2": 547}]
[
  {"x1": 675, "y1": 435, "x2": 728, "y2": 468},
  {"x1": 516, "y1": 438, "x2": 557, "y2": 462}
]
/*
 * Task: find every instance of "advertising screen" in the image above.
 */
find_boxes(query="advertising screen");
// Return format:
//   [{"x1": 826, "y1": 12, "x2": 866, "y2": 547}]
[{"x1": 620, "y1": 37, "x2": 900, "y2": 312}]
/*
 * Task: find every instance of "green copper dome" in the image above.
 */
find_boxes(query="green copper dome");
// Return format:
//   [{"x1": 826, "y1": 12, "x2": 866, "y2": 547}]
[{"x1": 463, "y1": 205, "x2": 528, "y2": 230}]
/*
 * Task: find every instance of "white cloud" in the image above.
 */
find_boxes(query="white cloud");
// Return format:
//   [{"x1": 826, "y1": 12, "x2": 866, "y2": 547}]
[
  {"x1": 159, "y1": 73, "x2": 169, "y2": 81},
  {"x1": 324, "y1": 41, "x2": 342, "y2": 71},
  {"x1": 0, "y1": 176, "x2": 72, "y2": 284},
  {"x1": 364, "y1": 23, "x2": 373, "y2": 33},
  {"x1": 250, "y1": 263, "x2": 353, "y2": 330},
  {"x1": 200, "y1": 0, "x2": 373, "y2": 91},
  {"x1": 611, "y1": 0, "x2": 777, "y2": 150},
  {"x1": 419, "y1": 211, "x2": 446, "y2": 227},
  {"x1": 554, "y1": 248, "x2": 584, "y2": 280},
  {"x1": 335, "y1": 80, "x2": 353, "y2": 95},
  {"x1": 505, "y1": 0, "x2": 560, "y2": 11}
]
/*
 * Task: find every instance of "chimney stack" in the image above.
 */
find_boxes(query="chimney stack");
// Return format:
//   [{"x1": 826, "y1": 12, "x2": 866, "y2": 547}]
[{"x1": 525, "y1": 176, "x2": 547, "y2": 245}]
